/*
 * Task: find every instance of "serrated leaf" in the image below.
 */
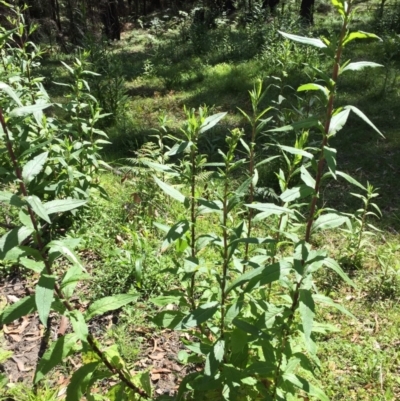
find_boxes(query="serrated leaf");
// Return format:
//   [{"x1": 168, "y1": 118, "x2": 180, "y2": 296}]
[
  {"x1": 35, "y1": 274, "x2": 55, "y2": 325},
  {"x1": 329, "y1": 108, "x2": 350, "y2": 136},
  {"x1": 10, "y1": 103, "x2": 51, "y2": 117},
  {"x1": 43, "y1": 198, "x2": 87, "y2": 214},
  {"x1": 280, "y1": 185, "x2": 314, "y2": 203},
  {"x1": 154, "y1": 176, "x2": 186, "y2": 203},
  {"x1": 34, "y1": 333, "x2": 79, "y2": 383},
  {"x1": 0, "y1": 295, "x2": 36, "y2": 325},
  {"x1": 26, "y1": 195, "x2": 51, "y2": 224},
  {"x1": 341, "y1": 61, "x2": 383, "y2": 73},
  {"x1": 199, "y1": 112, "x2": 227, "y2": 134},
  {"x1": 132, "y1": 371, "x2": 152, "y2": 397},
  {"x1": 311, "y1": 213, "x2": 349, "y2": 232},
  {"x1": 345, "y1": 105, "x2": 384, "y2": 137},
  {"x1": 161, "y1": 220, "x2": 189, "y2": 252},
  {"x1": 66, "y1": 362, "x2": 99, "y2": 401},
  {"x1": 324, "y1": 146, "x2": 337, "y2": 178},
  {"x1": 343, "y1": 31, "x2": 381, "y2": 46},
  {"x1": 85, "y1": 294, "x2": 138, "y2": 321},
  {"x1": 22, "y1": 152, "x2": 48, "y2": 184}
]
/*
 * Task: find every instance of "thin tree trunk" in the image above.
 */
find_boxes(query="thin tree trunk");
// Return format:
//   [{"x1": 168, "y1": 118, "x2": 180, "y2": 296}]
[{"x1": 300, "y1": 0, "x2": 314, "y2": 24}]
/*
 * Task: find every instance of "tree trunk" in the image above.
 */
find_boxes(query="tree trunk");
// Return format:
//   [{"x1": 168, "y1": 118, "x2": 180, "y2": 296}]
[
  {"x1": 101, "y1": 0, "x2": 121, "y2": 40},
  {"x1": 300, "y1": 0, "x2": 314, "y2": 24}
]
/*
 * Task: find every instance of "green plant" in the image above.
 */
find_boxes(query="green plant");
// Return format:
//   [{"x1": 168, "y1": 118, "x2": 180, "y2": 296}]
[
  {"x1": 0, "y1": 4, "x2": 150, "y2": 399},
  {"x1": 148, "y1": 0, "x2": 385, "y2": 399}
]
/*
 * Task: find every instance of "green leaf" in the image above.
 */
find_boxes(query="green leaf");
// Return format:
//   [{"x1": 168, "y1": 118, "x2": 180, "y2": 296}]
[
  {"x1": 343, "y1": 31, "x2": 381, "y2": 46},
  {"x1": 150, "y1": 295, "x2": 185, "y2": 306},
  {"x1": 331, "y1": 0, "x2": 345, "y2": 15},
  {"x1": 269, "y1": 116, "x2": 320, "y2": 132},
  {"x1": 313, "y1": 294, "x2": 356, "y2": 319},
  {"x1": 323, "y1": 257, "x2": 356, "y2": 288},
  {"x1": 0, "y1": 226, "x2": 34, "y2": 259},
  {"x1": 246, "y1": 203, "x2": 293, "y2": 222},
  {"x1": 280, "y1": 185, "x2": 314, "y2": 203},
  {"x1": 66, "y1": 362, "x2": 99, "y2": 401},
  {"x1": 311, "y1": 213, "x2": 349, "y2": 232},
  {"x1": 153, "y1": 310, "x2": 186, "y2": 329},
  {"x1": 277, "y1": 145, "x2": 313, "y2": 159},
  {"x1": 178, "y1": 302, "x2": 219, "y2": 329},
  {"x1": 0, "y1": 191, "x2": 25, "y2": 207},
  {"x1": 35, "y1": 274, "x2": 55, "y2": 326},
  {"x1": 85, "y1": 294, "x2": 138, "y2": 321},
  {"x1": 20, "y1": 257, "x2": 45, "y2": 273},
  {"x1": 22, "y1": 152, "x2": 48, "y2": 184},
  {"x1": 161, "y1": 220, "x2": 190, "y2": 252},
  {"x1": 10, "y1": 103, "x2": 51, "y2": 117},
  {"x1": 199, "y1": 112, "x2": 227, "y2": 134},
  {"x1": 227, "y1": 261, "x2": 291, "y2": 293},
  {"x1": 43, "y1": 198, "x2": 87, "y2": 214},
  {"x1": 329, "y1": 108, "x2": 350, "y2": 136},
  {"x1": 283, "y1": 373, "x2": 329, "y2": 401},
  {"x1": 341, "y1": 61, "x2": 383, "y2": 73},
  {"x1": 0, "y1": 295, "x2": 36, "y2": 325},
  {"x1": 324, "y1": 146, "x2": 337, "y2": 178},
  {"x1": 344, "y1": 105, "x2": 384, "y2": 138},
  {"x1": 48, "y1": 240, "x2": 85, "y2": 270},
  {"x1": 0, "y1": 82, "x2": 23, "y2": 106},
  {"x1": 167, "y1": 141, "x2": 193, "y2": 156},
  {"x1": 26, "y1": 195, "x2": 51, "y2": 224},
  {"x1": 298, "y1": 83, "x2": 329, "y2": 99},
  {"x1": 132, "y1": 371, "x2": 152, "y2": 397},
  {"x1": 279, "y1": 31, "x2": 327, "y2": 48},
  {"x1": 299, "y1": 289, "x2": 316, "y2": 355},
  {"x1": 61, "y1": 265, "x2": 90, "y2": 299},
  {"x1": 34, "y1": 333, "x2": 79, "y2": 383},
  {"x1": 205, "y1": 339, "x2": 225, "y2": 376},
  {"x1": 154, "y1": 176, "x2": 186, "y2": 203},
  {"x1": 300, "y1": 165, "x2": 316, "y2": 189},
  {"x1": 336, "y1": 171, "x2": 366, "y2": 191},
  {"x1": 69, "y1": 310, "x2": 89, "y2": 343}
]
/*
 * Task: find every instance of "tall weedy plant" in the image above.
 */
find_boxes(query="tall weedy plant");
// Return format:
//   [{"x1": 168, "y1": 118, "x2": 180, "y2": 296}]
[
  {"x1": 151, "y1": 0, "x2": 384, "y2": 400},
  {"x1": 0, "y1": 4, "x2": 150, "y2": 400}
]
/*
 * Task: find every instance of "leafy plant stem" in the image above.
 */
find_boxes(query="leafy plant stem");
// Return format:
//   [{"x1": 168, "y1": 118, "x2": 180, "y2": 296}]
[
  {"x1": 189, "y1": 145, "x2": 197, "y2": 310},
  {"x1": 0, "y1": 107, "x2": 147, "y2": 398},
  {"x1": 304, "y1": 9, "x2": 350, "y2": 243}
]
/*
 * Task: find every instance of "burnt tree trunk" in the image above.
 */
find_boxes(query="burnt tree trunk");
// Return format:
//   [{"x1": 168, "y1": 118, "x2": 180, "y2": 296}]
[
  {"x1": 101, "y1": 0, "x2": 121, "y2": 40},
  {"x1": 300, "y1": 0, "x2": 314, "y2": 24}
]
